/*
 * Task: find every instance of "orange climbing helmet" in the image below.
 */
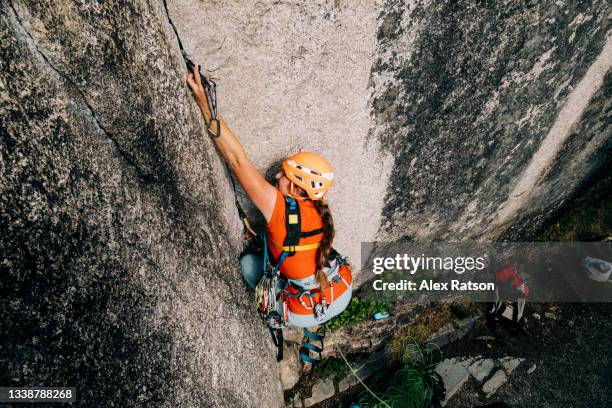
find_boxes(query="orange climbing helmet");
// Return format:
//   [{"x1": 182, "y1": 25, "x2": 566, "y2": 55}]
[{"x1": 282, "y1": 152, "x2": 334, "y2": 200}]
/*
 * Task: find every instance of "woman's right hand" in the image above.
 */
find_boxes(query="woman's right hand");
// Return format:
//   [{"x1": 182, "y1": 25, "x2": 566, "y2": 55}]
[{"x1": 186, "y1": 64, "x2": 211, "y2": 115}]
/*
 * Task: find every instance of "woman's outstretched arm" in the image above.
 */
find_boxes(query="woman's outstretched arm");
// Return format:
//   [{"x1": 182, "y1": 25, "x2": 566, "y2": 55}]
[{"x1": 186, "y1": 65, "x2": 277, "y2": 222}]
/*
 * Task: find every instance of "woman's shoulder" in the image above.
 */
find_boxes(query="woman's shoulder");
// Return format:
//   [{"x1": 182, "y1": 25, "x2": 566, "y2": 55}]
[{"x1": 267, "y1": 190, "x2": 286, "y2": 228}]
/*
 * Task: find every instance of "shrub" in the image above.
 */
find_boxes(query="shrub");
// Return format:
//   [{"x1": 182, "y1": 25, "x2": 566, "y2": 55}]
[
  {"x1": 358, "y1": 338, "x2": 442, "y2": 408},
  {"x1": 326, "y1": 296, "x2": 391, "y2": 331}
]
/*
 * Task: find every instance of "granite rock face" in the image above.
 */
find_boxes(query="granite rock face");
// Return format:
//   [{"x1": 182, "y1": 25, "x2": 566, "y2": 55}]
[
  {"x1": 1, "y1": 0, "x2": 610, "y2": 407},
  {"x1": 1, "y1": 1, "x2": 281, "y2": 407},
  {"x1": 170, "y1": 0, "x2": 610, "y2": 249},
  {"x1": 166, "y1": 0, "x2": 390, "y2": 268},
  {"x1": 371, "y1": 0, "x2": 611, "y2": 241}
]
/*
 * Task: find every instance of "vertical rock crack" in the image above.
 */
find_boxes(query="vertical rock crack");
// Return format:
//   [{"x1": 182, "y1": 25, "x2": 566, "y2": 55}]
[{"x1": 7, "y1": 0, "x2": 155, "y2": 183}]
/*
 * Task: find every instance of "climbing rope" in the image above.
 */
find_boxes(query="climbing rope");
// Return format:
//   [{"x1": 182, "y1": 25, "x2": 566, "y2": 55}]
[
  {"x1": 224, "y1": 160, "x2": 257, "y2": 240},
  {"x1": 333, "y1": 330, "x2": 444, "y2": 408},
  {"x1": 332, "y1": 329, "x2": 392, "y2": 408},
  {"x1": 163, "y1": 0, "x2": 218, "y2": 135}
]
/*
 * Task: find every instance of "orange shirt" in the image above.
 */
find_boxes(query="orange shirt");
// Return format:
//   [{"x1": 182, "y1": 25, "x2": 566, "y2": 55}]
[{"x1": 266, "y1": 191, "x2": 323, "y2": 279}]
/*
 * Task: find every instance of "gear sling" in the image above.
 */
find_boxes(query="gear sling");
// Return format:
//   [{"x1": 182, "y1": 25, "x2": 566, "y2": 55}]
[{"x1": 255, "y1": 195, "x2": 352, "y2": 363}]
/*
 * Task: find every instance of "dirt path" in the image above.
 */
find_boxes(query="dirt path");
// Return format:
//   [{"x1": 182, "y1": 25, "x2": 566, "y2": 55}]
[{"x1": 445, "y1": 302, "x2": 612, "y2": 407}]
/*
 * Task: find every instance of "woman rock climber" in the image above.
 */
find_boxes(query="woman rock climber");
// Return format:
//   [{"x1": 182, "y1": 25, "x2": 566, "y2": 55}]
[{"x1": 186, "y1": 65, "x2": 352, "y2": 329}]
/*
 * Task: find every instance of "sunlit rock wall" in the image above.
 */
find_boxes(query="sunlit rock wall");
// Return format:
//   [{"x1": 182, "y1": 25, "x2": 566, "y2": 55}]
[
  {"x1": 170, "y1": 0, "x2": 610, "y2": 254},
  {"x1": 167, "y1": 0, "x2": 392, "y2": 270}
]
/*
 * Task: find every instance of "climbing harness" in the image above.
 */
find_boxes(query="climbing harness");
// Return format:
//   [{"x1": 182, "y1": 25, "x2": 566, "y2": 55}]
[
  {"x1": 282, "y1": 253, "x2": 349, "y2": 325},
  {"x1": 255, "y1": 195, "x2": 352, "y2": 364}
]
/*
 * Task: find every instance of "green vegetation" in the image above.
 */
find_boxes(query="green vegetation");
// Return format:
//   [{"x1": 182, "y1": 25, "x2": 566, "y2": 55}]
[
  {"x1": 538, "y1": 191, "x2": 611, "y2": 241},
  {"x1": 390, "y1": 300, "x2": 477, "y2": 355},
  {"x1": 358, "y1": 338, "x2": 441, "y2": 408},
  {"x1": 449, "y1": 300, "x2": 477, "y2": 319},
  {"x1": 318, "y1": 356, "x2": 348, "y2": 380},
  {"x1": 392, "y1": 303, "x2": 450, "y2": 351},
  {"x1": 326, "y1": 296, "x2": 391, "y2": 331}
]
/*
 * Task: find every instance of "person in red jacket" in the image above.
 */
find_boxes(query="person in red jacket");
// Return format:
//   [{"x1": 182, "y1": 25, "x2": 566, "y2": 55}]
[{"x1": 187, "y1": 65, "x2": 352, "y2": 328}]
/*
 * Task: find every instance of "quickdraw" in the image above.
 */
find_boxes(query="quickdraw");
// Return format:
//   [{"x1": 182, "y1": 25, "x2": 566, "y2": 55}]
[
  {"x1": 164, "y1": 0, "x2": 219, "y2": 137},
  {"x1": 256, "y1": 235, "x2": 287, "y2": 323},
  {"x1": 255, "y1": 234, "x2": 291, "y2": 361},
  {"x1": 184, "y1": 58, "x2": 220, "y2": 138}
]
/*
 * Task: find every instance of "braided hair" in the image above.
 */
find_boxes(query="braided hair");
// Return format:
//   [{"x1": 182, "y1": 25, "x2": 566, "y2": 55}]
[
  {"x1": 289, "y1": 181, "x2": 335, "y2": 289},
  {"x1": 313, "y1": 199, "x2": 335, "y2": 289}
]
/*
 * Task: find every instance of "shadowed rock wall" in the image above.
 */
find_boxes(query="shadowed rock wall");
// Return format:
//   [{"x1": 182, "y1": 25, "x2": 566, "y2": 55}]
[
  {"x1": 372, "y1": 0, "x2": 611, "y2": 241},
  {"x1": 1, "y1": 1, "x2": 281, "y2": 406}
]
